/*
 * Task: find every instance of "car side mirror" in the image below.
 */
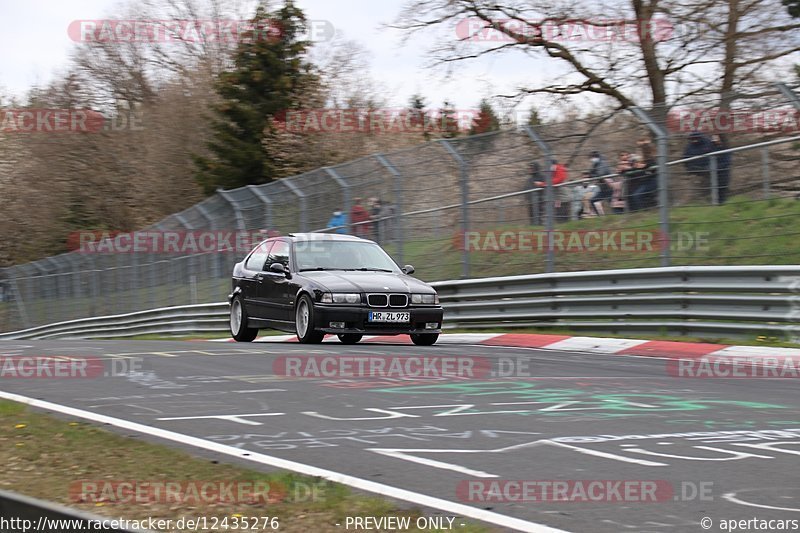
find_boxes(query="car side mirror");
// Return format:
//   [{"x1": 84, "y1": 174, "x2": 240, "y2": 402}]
[
  {"x1": 269, "y1": 262, "x2": 286, "y2": 275},
  {"x1": 402, "y1": 264, "x2": 415, "y2": 275}
]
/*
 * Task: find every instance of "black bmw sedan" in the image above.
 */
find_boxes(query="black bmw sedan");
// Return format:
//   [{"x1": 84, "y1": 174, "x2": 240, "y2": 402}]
[{"x1": 228, "y1": 233, "x2": 444, "y2": 345}]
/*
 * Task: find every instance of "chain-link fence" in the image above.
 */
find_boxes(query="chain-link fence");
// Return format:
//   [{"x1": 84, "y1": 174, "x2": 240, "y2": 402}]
[{"x1": 1, "y1": 83, "x2": 799, "y2": 333}]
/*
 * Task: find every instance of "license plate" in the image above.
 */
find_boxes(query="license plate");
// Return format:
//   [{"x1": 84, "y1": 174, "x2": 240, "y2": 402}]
[{"x1": 369, "y1": 311, "x2": 410, "y2": 323}]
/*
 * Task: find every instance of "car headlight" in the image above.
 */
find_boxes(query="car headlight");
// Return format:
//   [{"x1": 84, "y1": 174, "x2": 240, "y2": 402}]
[
  {"x1": 321, "y1": 292, "x2": 361, "y2": 304},
  {"x1": 411, "y1": 293, "x2": 439, "y2": 305}
]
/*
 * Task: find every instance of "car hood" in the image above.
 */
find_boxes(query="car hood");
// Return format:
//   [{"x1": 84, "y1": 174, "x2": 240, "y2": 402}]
[{"x1": 300, "y1": 271, "x2": 434, "y2": 293}]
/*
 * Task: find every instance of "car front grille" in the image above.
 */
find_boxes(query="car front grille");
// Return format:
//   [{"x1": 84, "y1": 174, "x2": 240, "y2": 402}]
[
  {"x1": 389, "y1": 294, "x2": 408, "y2": 307},
  {"x1": 367, "y1": 293, "x2": 408, "y2": 308},
  {"x1": 367, "y1": 294, "x2": 388, "y2": 307}
]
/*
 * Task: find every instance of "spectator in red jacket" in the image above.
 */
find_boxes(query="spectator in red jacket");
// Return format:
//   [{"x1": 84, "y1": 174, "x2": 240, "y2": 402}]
[
  {"x1": 350, "y1": 197, "x2": 371, "y2": 237},
  {"x1": 533, "y1": 160, "x2": 570, "y2": 222}
]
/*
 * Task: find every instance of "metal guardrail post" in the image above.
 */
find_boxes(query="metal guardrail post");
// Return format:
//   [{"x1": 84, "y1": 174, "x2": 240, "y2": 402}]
[
  {"x1": 439, "y1": 140, "x2": 470, "y2": 279},
  {"x1": 282, "y1": 178, "x2": 308, "y2": 232},
  {"x1": 375, "y1": 154, "x2": 404, "y2": 264},
  {"x1": 630, "y1": 107, "x2": 671, "y2": 267},
  {"x1": 0, "y1": 489, "x2": 153, "y2": 533},
  {"x1": 522, "y1": 125, "x2": 555, "y2": 273},
  {"x1": 324, "y1": 167, "x2": 352, "y2": 233}
]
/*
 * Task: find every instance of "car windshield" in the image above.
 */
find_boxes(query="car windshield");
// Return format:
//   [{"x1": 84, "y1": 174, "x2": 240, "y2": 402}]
[{"x1": 294, "y1": 240, "x2": 401, "y2": 273}]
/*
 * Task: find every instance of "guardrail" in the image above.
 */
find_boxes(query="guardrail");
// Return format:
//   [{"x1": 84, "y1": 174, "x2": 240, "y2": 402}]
[
  {"x1": 0, "y1": 489, "x2": 151, "y2": 532},
  {"x1": 0, "y1": 266, "x2": 798, "y2": 341}
]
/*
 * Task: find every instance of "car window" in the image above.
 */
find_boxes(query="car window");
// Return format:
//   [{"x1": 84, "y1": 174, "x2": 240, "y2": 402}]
[
  {"x1": 268, "y1": 240, "x2": 290, "y2": 269},
  {"x1": 245, "y1": 241, "x2": 272, "y2": 271},
  {"x1": 293, "y1": 240, "x2": 400, "y2": 272}
]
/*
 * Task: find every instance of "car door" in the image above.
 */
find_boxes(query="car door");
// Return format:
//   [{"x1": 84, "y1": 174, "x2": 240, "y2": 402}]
[
  {"x1": 257, "y1": 239, "x2": 293, "y2": 322},
  {"x1": 241, "y1": 240, "x2": 273, "y2": 319}
]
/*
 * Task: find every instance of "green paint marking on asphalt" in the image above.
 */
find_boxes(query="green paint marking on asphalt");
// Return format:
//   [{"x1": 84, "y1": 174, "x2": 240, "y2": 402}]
[{"x1": 371, "y1": 382, "x2": 788, "y2": 414}]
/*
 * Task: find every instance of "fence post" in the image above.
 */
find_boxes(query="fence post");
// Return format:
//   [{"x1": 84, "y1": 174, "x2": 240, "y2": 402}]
[
  {"x1": 762, "y1": 147, "x2": 771, "y2": 199},
  {"x1": 776, "y1": 82, "x2": 800, "y2": 110},
  {"x1": 195, "y1": 203, "x2": 222, "y2": 282},
  {"x1": 710, "y1": 156, "x2": 719, "y2": 205},
  {"x1": 217, "y1": 189, "x2": 247, "y2": 231},
  {"x1": 775, "y1": 83, "x2": 800, "y2": 200},
  {"x1": 64, "y1": 255, "x2": 84, "y2": 322},
  {"x1": 282, "y1": 178, "x2": 308, "y2": 233},
  {"x1": 522, "y1": 125, "x2": 555, "y2": 273},
  {"x1": 630, "y1": 107, "x2": 671, "y2": 267},
  {"x1": 439, "y1": 140, "x2": 470, "y2": 279},
  {"x1": 375, "y1": 154, "x2": 404, "y2": 265},
  {"x1": 246, "y1": 185, "x2": 274, "y2": 230},
  {"x1": 7, "y1": 273, "x2": 30, "y2": 330},
  {"x1": 324, "y1": 167, "x2": 352, "y2": 233}
]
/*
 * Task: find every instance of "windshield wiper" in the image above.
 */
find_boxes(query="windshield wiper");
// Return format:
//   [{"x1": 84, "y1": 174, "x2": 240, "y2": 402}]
[
  {"x1": 299, "y1": 267, "x2": 344, "y2": 272},
  {"x1": 344, "y1": 267, "x2": 394, "y2": 272}
]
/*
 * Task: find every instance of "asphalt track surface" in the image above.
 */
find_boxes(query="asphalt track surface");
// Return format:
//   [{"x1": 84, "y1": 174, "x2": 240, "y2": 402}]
[{"x1": 1, "y1": 338, "x2": 799, "y2": 533}]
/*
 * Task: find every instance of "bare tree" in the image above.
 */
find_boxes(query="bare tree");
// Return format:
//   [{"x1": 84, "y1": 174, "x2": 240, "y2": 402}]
[{"x1": 395, "y1": 0, "x2": 800, "y2": 118}]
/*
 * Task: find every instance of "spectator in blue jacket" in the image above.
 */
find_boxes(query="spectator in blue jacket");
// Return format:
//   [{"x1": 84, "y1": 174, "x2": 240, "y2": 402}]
[
  {"x1": 683, "y1": 131, "x2": 715, "y2": 203},
  {"x1": 327, "y1": 210, "x2": 347, "y2": 234}
]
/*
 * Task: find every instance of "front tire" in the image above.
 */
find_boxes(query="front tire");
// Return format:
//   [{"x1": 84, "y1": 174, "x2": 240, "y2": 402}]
[
  {"x1": 230, "y1": 296, "x2": 258, "y2": 342},
  {"x1": 338, "y1": 334, "x2": 363, "y2": 344},
  {"x1": 295, "y1": 294, "x2": 325, "y2": 344},
  {"x1": 410, "y1": 333, "x2": 439, "y2": 346}
]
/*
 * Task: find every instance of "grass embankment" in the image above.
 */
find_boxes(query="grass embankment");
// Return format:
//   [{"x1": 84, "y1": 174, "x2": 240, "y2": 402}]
[
  {"x1": 394, "y1": 195, "x2": 800, "y2": 281},
  {"x1": 0, "y1": 400, "x2": 491, "y2": 533}
]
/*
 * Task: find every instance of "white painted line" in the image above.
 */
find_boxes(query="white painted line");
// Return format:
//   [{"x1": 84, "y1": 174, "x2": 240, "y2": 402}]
[
  {"x1": 722, "y1": 491, "x2": 800, "y2": 512},
  {"x1": 0, "y1": 389, "x2": 569, "y2": 533},
  {"x1": 706, "y1": 346, "x2": 800, "y2": 358},
  {"x1": 254, "y1": 335, "x2": 297, "y2": 343},
  {"x1": 232, "y1": 389, "x2": 287, "y2": 394},
  {"x1": 543, "y1": 337, "x2": 651, "y2": 354},
  {"x1": 436, "y1": 334, "x2": 503, "y2": 344}
]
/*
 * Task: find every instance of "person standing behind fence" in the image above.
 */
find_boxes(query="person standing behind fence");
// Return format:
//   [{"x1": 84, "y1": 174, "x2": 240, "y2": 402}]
[
  {"x1": 350, "y1": 197, "x2": 371, "y2": 237},
  {"x1": 327, "y1": 210, "x2": 347, "y2": 234},
  {"x1": 628, "y1": 157, "x2": 658, "y2": 211},
  {"x1": 710, "y1": 134, "x2": 732, "y2": 204},
  {"x1": 683, "y1": 131, "x2": 715, "y2": 203},
  {"x1": 589, "y1": 151, "x2": 612, "y2": 215},
  {"x1": 573, "y1": 172, "x2": 599, "y2": 219},
  {"x1": 524, "y1": 161, "x2": 543, "y2": 225},
  {"x1": 533, "y1": 160, "x2": 569, "y2": 223},
  {"x1": 609, "y1": 151, "x2": 632, "y2": 214}
]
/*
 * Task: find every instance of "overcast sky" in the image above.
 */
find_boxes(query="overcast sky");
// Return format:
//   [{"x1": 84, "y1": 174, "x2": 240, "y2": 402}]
[{"x1": 0, "y1": 0, "x2": 551, "y2": 115}]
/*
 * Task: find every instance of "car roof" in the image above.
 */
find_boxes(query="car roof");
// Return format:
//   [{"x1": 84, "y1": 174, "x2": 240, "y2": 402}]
[{"x1": 285, "y1": 232, "x2": 373, "y2": 243}]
